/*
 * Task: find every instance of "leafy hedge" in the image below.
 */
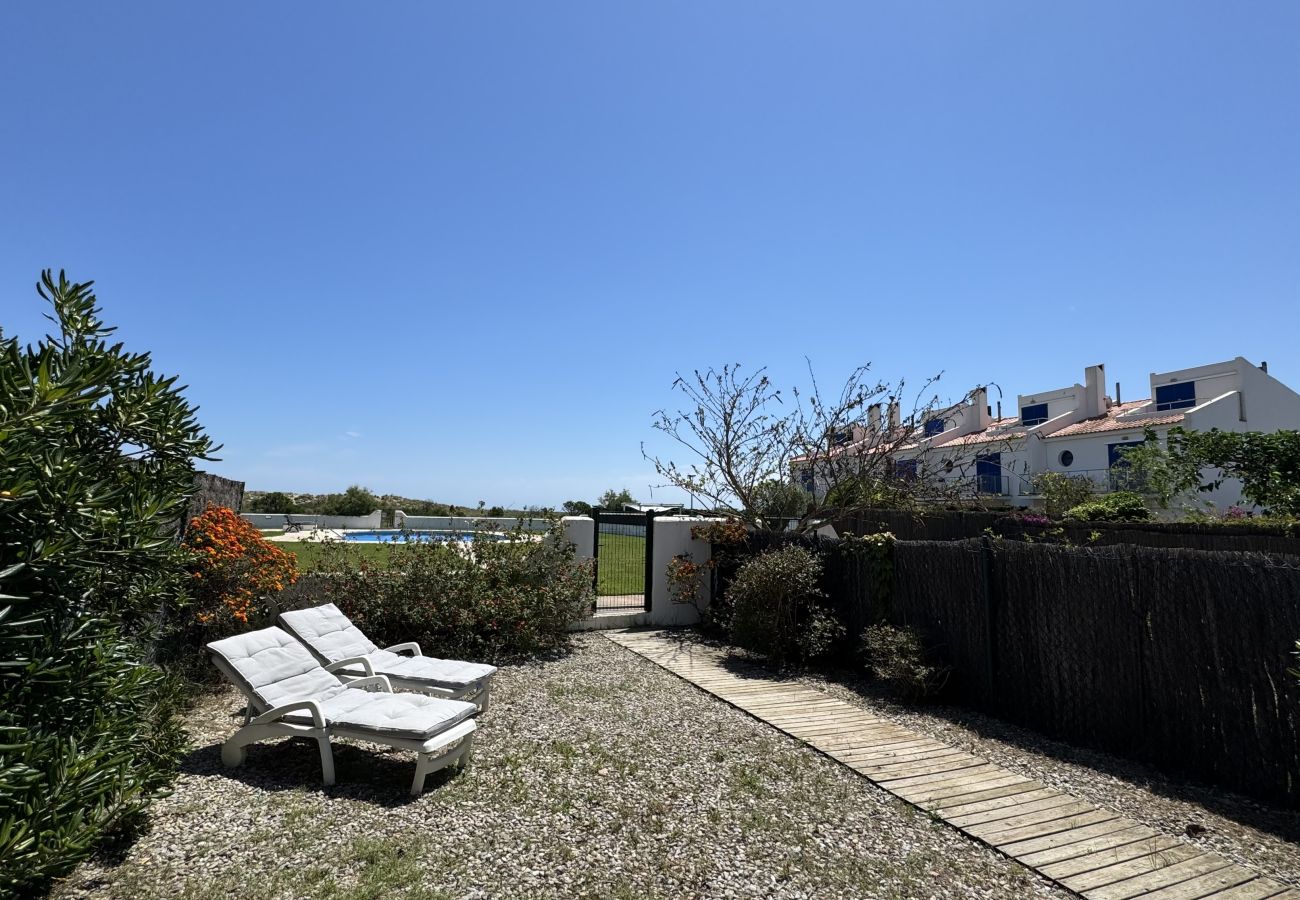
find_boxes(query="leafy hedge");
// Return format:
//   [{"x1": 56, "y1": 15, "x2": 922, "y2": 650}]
[
  {"x1": 0, "y1": 273, "x2": 214, "y2": 895},
  {"x1": 314, "y1": 526, "x2": 594, "y2": 661}
]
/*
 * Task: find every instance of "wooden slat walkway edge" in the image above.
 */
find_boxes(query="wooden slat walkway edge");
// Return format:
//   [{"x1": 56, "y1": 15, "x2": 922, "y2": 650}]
[{"x1": 607, "y1": 629, "x2": 1298, "y2": 900}]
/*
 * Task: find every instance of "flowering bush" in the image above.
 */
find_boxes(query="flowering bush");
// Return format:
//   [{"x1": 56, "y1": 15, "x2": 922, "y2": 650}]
[
  {"x1": 315, "y1": 523, "x2": 593, "y2": 661},
  {"x1": 185, "y1": 505, "x2": 298, "y2": 628}
]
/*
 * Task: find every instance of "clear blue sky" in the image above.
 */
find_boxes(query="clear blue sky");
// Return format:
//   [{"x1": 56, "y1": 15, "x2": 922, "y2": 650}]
[{"x1": 4, "y1": 2, "x2": 1297, "y2": 507}]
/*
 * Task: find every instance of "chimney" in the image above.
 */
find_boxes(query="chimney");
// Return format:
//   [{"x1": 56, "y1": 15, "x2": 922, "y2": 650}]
[
  {"x1": 996, "y1": 400, "x2": 1002, "y2": 420},
  {"x1": 1261, "y1": 361, "x2": 1269, "y2": 374},
  {"x1": 867, "y1": 403, "x2": 881, "y2": 432},
  {"x1": 1115, "y1": 381, "x2": 1121, "y2": 405},
  {"x1": 1083, "y1": 364, "x2": 1106, "y2": 417},
  {"x1": 969, "y1": 387, "x2": 991, "y2": 429},
  {"x1": 887, "y1": 400, "x2": 900, "y2": 431}
]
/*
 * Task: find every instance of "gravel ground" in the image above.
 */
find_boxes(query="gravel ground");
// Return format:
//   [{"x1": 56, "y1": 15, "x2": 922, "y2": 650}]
[
  {"x1": 655, "y1": 632, "x2": 1300, "y2": 889},
  {"x1": 52, "y1": 634, "x2": 1071, "y2": 900}
]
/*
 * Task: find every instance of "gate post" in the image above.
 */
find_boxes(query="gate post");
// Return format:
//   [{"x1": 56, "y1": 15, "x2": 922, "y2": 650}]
[
  {"x1": 642, "y1": 510, "x2": 659, "y2": 612},
  {"x1": 590, "y1": 508, "x2": 601, "y2": 612}
]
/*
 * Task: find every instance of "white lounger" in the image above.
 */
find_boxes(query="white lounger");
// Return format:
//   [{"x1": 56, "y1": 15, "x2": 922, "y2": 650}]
[
  {"x1": 207, "y1": 626, "x2": 478, "y2": 795},
  {"x1": 278, "y1": 603, "x2": 497, "y2": 711}
]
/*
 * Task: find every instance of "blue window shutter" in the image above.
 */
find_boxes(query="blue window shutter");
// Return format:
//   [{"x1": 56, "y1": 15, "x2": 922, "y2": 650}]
[
  {"x1": 1020, "y1": 403, "x2": 1049, "y2": 426},
  {"x1": 1155, "y1": 382, "x2": 1196, "y2": 411}
]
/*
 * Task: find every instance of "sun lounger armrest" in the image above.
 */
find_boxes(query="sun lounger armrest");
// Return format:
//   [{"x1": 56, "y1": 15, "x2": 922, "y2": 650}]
[
  {"x1": 252, "y1": 700, "x2": 326, "y2": 728},
  {"x1": 345, "y1": 675, "x2": 393, "y2": 692},
  {"x1": 325, "y1": 656, "x2": 375, "y2": 676},
  {"x1": 383, "y1": 642, "x2": 422, "y2": 656}
]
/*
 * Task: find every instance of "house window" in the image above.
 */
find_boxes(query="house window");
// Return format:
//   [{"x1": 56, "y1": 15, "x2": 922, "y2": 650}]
[
  {"x1": 923, "y1": 418, "x2": 945, "y2": 437},
  {"x1": 1058, "y1": 450, "x2": 1074, "y2": 468},
  {"x1": 1020, "y1": 403, "x2": 1049, "y2": 427},
  {"x1": 1108, "y1": 441, "x2": 1144, "y2": 491},
  {"x1": 975, "y1": 453, "x2": 1002, "y2": 494},
  {"x1": 830, "y1": 429, "x2": 853, "y2": 447},
  {"x1": 799, "y1": 468, "x2": 815, "y2": 493},
  {"x1": 1155, "y1": 382, "x2": 1196, "y2": 411},
  {"x1": 895, "y1": 459, "x2": 918, "y2": 481}
]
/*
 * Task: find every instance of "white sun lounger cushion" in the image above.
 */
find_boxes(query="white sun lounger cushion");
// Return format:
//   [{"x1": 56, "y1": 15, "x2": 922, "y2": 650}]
[
  {"x1": 282, "y1": 690, "x2": 476, "y2": 740},
  {"x1": 207, "y1": 626, "x2": 348, "y2": 708},
  {"x1": 280, "y1": 603, "x2": 497, "y2": 690},
  {"x1": 277, "y1": 603, "x2": 380, "y2": 661},
  {"x1": 364, "y1": 650, "x2": 496, "y2": 689}
]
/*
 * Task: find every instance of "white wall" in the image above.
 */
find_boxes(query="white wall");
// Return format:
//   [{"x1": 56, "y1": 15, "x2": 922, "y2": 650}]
[
  {"x1": 395, "y1": 513, "x2": 552, "y2": 532},
  {"x1": 240, "y1": 510, "x2": 383, "y2": 530},
  {"x1": 560, "y1": 515, "x2": 595, "y2": 559},
  {"x1": 645, "y1": 516, "x2": 721, "y2": 626}
]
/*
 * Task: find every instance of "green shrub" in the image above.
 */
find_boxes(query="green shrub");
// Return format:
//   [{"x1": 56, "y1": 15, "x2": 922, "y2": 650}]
[
  {"x1": 861, "y1": 623, "x2": 950, "y2": 702},
  {"x1": 321, "y1": 485, "x2": 379, "y2": 517},
  {"x1": 0, "y1": 272, "x2": 214, "y2": 895},
  {"x1": 726, "y1": 545, "x2": 842, "y2": 664},
  {"x1": 315, "y1": 523, "x2": 593, "y2": 661},
  {"x1": 1064, "y1": 491, "x2": 1152, "y2": 522},
  {"x1": 1032, "y1": 472, "x2": 1096, "y2": 519}
]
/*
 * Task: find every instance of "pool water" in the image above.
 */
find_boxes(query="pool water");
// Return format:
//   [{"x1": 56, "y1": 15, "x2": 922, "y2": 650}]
[{"x1": 342, "y1": 530, "x2": 499, "y2": 543}]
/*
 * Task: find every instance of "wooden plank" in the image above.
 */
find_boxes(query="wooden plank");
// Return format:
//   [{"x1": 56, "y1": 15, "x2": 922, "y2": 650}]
[
  {"x1": 979, "y1": 809, "x2": 1120, "y2": 847},
  {"x1": 897, "y1": 773, "x2": 1036, "y2": 804},
  {"x1": 938, "y1": 788, "x2": 1066, "y2": 821},
  {"x1": 857, "y1": 755, "x2": 987, "y2": 782},
  {"x1": 1035, "y1": 835, "x2": 1185, "y2": 881},
  {"x1": 1016, "y1": 825, "x2": 1162, "y2": 868},
  {"x1": 801, "y1": 729, "x2": 923, "y2": 750},
  {"x1": 961, "y1": 800, "x2": 1098, "y2": 836},
  {"x1": 792, "y1": 722, "x2": 906, "y2": 740},
  {"x1": 825, "y1": 736, "x2": 950, "y2": 757},
  {"x1": 1002, "y1": 818, "x2": 1141, "y2": 859},
  {"x1": 1059, "y1": 843, "x2": 1200, "y2": 892},
  {"x1": 886, "y1": 764, "x2": 1005, "y2": 790},
  {"x1": 1082, "y1": 854, "x2": 1235, "y2": 900},
  {"x1": 922, "y1": 781, "x2": 1046, "y2": 812},
  {"x1": 947, "y1": 793, "x2": 1079, "y2": 827},
  {"x1": 1206, "y1": 879, "x2": 1297, "y2": 900},
  {"x1": 1136, "y1": 866, "x2": 1261, "y2": 900},
  {"x1": 840, "y1": 746, "x2": 969, "y2": 768}
]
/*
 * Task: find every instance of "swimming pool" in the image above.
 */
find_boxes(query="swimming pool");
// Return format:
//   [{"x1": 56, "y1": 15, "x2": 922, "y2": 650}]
[{"x1": 342, "y1": 530, "x2": 503, "y2": 543}]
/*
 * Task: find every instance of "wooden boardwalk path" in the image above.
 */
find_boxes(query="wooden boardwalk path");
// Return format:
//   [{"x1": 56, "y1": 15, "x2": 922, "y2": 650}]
[{"x1": 607, "y1": 630, "x2": 1298, "y2": 900}]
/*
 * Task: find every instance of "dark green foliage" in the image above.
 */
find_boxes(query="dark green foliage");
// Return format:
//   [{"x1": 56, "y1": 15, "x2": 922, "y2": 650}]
[
  {"x1": 596, "y1": 488, "x2": 636, "y2": 510},
  {"x1": 248, "y1": 490, "x2": 295, "y2": 513},
  {"x1": 1031, "y1": 472, "x2": 1095, "y2": 519},
  {"x1": 1064, "y1": 491, "x2": 1151, "y2": 522},
  {"x1": 861, "y1": 623, "x2": 951, "y2": 702},
  {"x1": 315, "y1": 524, "x2": 593, "y2": 661},
  {"x1": 749, "y1": 479, "x2": 809, "y2": 520},
  {"x1": 562, "y1": 499, "x2": 593, "y2": 515},
  {"x1": 1125, "y1": 427, "x2": 1300, "y2": 516},
  {"x1": 320, "y1": 485, "x2": 379, "y2": 517},
  {"x1": 726, "y1": 545, "x2": 842, "y2": 665},
  {"x1": 0, "y1": 272, "x2": 214, "y2": 895}
]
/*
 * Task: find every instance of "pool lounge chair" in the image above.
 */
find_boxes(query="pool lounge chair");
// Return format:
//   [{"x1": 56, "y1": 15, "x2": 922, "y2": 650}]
[
  {"x1": 278, "y1": 603, "x2": 496, "y2": 711},
  {"x1": 207, "y1": 626, "x2": 477, "y2": 795}
]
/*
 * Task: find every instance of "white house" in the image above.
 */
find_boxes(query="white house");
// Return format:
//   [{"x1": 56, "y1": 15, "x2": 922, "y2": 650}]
[{"x1": 798, "y1": 357, "x2": 1300, "y2": 514}]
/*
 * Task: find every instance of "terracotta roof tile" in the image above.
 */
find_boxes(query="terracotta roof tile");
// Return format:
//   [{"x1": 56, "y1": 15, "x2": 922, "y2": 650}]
[{"x1": 1049, "y1": 401, "x2": 1184, "y2": 438}]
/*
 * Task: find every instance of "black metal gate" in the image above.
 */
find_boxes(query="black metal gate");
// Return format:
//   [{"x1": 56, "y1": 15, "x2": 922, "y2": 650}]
[{"x1": 591, "y1": 509, "x2": 656, "y2": 613}]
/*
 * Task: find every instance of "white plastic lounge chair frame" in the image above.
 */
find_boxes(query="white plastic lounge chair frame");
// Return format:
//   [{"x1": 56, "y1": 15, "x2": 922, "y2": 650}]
[
  {"x1": 278, "y1": 604, "x2": 495, "y2": 712},
  {"x1": 208, "y1": 630, "x2": 476, "y2": 796}
]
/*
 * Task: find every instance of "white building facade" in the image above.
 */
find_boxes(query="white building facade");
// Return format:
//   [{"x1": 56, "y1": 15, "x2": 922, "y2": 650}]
[{"x1": 801, "y1": 358, "x2": 1300, "y2": 515}]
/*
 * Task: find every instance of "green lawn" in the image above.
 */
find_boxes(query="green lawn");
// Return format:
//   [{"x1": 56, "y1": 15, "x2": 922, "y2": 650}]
[
  {"x1": 596, "y1": 532, "x2": 645, "y2": 596},
  {"x1": 274, "y1": 540, "x2": 391, "y2": 572}
]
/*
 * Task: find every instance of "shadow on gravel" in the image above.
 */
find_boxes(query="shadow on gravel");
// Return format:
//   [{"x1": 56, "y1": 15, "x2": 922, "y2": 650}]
[{"x1": 180, "y1": 738, "x2": 465, "y2": 808}]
